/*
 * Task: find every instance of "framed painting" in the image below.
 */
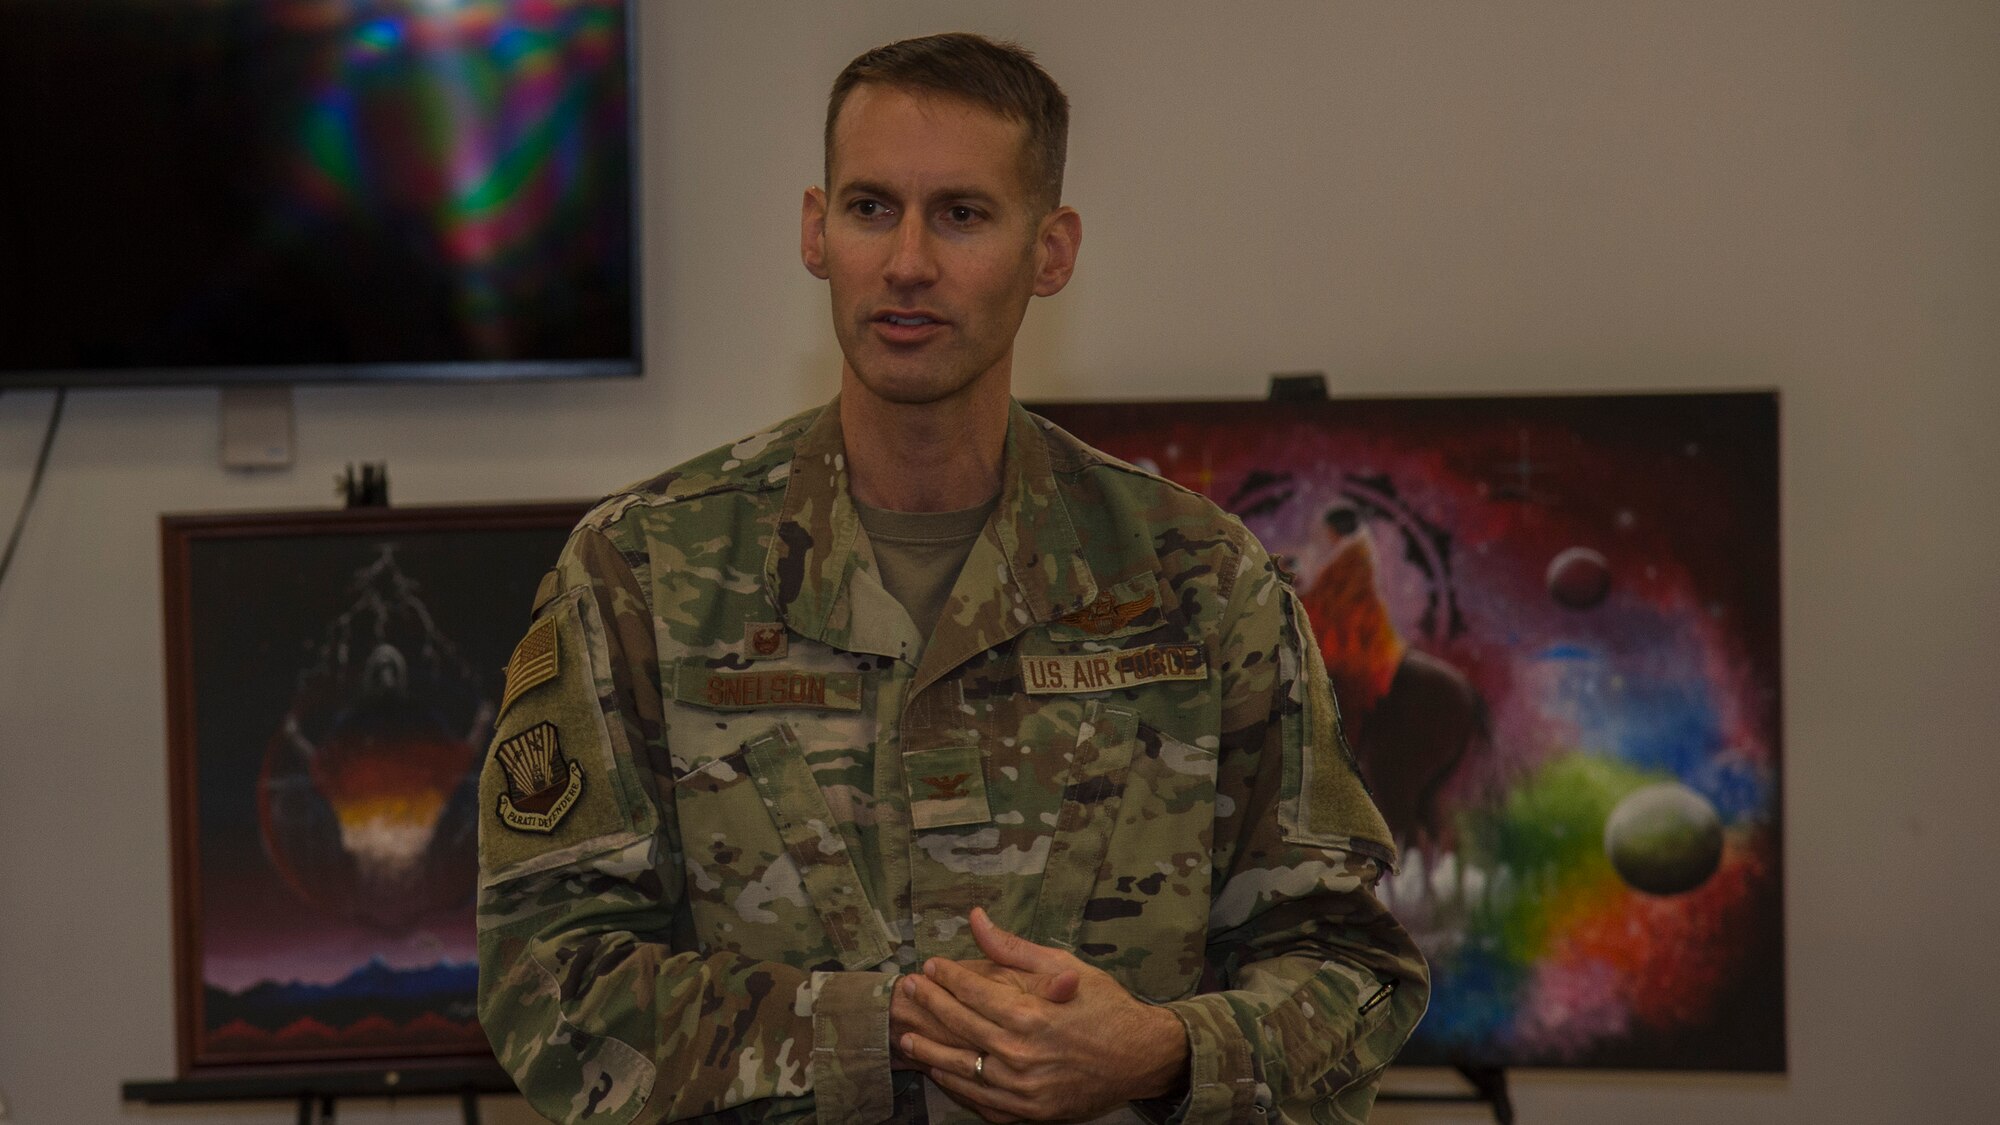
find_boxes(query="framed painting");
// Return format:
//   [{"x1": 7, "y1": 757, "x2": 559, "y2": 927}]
[
  {"x1": 160, "y1": 502, "x2": 584, "y2": 1074},
  {"x1": 1033, "y1": 391, "x2": 1784, "y2": 1072}
]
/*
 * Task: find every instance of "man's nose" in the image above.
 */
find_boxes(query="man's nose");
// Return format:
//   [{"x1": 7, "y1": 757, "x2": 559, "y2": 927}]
[{"x1": 882, "y1": 216, "x2": 939, "y2": 287}]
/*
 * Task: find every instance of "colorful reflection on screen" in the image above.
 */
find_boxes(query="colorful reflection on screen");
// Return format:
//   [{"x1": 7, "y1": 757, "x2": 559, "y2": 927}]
[
  {"x1": 279, "y1": 2, "x2": 626, "y2": 350},
  {"x1": 0, "y1": 0, "x2": 634, "y2": 379}
]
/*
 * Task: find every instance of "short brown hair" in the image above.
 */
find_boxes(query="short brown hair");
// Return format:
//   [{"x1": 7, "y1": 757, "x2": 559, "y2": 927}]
[{"x1": 825, "y1": 32, "x2": 1070, "y2": 212}]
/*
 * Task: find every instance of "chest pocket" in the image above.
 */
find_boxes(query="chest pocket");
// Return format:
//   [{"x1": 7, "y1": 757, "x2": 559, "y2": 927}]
[
  {"x1": 1026, "y1": 704, "x2": 1220, "y2": 1004},
  {"x1": 1026, "y1": 700, "x2": 1137, "y2": 948},
  {"x1": 673, "y1": 722, "x2": 894, "y2": 971}
]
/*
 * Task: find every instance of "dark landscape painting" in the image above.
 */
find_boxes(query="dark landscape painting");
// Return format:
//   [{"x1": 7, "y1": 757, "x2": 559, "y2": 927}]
[{"x1": 163, "y1": 504, "x2": 581, "y2": 1071}]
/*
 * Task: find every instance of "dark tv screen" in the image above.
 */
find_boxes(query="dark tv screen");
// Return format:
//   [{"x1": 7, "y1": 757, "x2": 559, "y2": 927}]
[{"x1": 0, "y1": 0, "x2": 638, "y2": 388}]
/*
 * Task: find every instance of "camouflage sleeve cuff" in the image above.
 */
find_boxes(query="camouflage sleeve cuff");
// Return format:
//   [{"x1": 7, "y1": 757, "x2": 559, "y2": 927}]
[
  {"x1": 809, "y1": 970, "x2": 898, "y2": 1125},
  {"x1": 1158, "y1": 992, "x2": 1263, "y2": 1124}
]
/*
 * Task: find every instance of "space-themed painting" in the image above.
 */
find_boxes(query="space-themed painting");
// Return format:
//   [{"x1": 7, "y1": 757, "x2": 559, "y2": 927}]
[
  {"x1": 161, "y1": 504, "x2": 582, "y2": 1072},
  {"x1": 1034, "y1": 391, "x2": 1783, "y2": 1071}
]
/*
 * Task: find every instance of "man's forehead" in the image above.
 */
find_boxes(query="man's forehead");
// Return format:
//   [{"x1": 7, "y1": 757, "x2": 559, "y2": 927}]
[
  {"x1": 835, "y1": 80, "x2": 1023, "y2": 127},
  {"x1": 827, "y1": 82, "x2": 1031, "y2": 191}
]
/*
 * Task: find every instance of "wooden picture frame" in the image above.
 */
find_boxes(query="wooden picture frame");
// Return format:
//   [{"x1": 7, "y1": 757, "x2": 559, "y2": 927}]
[{"x1": 160, "y1": 503, "x2": 584, "y2": 1075}]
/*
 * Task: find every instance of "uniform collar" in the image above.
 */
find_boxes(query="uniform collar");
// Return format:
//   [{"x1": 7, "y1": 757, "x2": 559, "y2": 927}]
[{"x1": 765, "y1": 399, "x2": 1102, "y2": 681}]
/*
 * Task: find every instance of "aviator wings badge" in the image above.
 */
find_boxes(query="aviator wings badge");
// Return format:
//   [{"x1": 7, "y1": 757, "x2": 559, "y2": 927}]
[{"x1": 1059, "y1": 591, "x2": 1156, "y2": 635}]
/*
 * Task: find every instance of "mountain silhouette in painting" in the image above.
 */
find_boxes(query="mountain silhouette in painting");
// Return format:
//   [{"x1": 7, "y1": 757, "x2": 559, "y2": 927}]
[{"x1": 201, "y1": 958, "x2": 484, "y2": 1056}]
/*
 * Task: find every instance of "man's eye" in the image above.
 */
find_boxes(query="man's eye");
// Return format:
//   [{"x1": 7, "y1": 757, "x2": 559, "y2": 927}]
[
  {"x1": 852, "y1": 200, "x2": 888, "y2": 218},
  {"x1": 945, "y1": 205, "x2": 980, "y2": 224}
]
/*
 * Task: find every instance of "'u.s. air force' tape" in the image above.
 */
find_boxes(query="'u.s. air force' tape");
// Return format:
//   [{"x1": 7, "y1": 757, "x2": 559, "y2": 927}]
[{"x1": 1021, "y1": 643, "x2": 1208, "y2": 694}]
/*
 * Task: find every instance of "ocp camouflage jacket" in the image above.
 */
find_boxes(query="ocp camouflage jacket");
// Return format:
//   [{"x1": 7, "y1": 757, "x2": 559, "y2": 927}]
[{"x1": 476, "y1": 400, "x2": 1428, "y2": 1124}]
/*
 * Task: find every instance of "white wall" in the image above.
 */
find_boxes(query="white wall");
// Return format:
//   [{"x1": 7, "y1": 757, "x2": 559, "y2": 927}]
[{"x1": 3, "y1": 2, "x2": 1996, "y2": 1122}]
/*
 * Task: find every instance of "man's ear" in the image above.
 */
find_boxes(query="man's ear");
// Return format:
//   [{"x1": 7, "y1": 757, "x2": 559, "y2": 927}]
[
  {"x1": 801, "y1": 186, "x2": 830, "y2": 279},
  {"x1": 1033, "y1": 206, "x2": 1082, "y2": 297}
]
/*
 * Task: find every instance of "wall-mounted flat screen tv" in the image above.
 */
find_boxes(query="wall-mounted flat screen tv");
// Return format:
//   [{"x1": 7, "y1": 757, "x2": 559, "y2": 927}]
[{"x1": 0, "y1": 0, "x2": 638, "y2": 389}]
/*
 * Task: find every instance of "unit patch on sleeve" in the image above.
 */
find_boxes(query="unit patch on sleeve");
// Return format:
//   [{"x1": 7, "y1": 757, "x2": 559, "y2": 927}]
[
  {"x1": 1021, "y1": 643, "x2": 1209, "y2": 694},
  {"x1": 494, "y1": 721, "x2": 584, "y2": 833},
  {"x1": 499, "y1": 615, "x2": 560, "y2": 714}
]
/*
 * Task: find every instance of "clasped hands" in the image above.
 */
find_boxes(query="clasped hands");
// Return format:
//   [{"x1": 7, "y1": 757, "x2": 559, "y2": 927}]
[{"x1": 889, "y1": 907, "x2": 1189, "y2": 1123}]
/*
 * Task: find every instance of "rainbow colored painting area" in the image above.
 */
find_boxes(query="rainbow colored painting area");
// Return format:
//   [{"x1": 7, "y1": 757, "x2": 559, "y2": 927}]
[{"x1": 1037, "y1": 393, "x2": 1784, "y2": 1071}]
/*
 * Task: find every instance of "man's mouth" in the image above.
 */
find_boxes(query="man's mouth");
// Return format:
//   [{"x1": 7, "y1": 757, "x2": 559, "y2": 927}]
[{"x1": 871, "y1": 311, "x2": 948, "y2": 345}]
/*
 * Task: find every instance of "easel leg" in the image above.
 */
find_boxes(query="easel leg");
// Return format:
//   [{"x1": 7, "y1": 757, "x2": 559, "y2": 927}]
[{"x1": 1456, "y1": 1064, "x2": 1513, "y2": 1124}]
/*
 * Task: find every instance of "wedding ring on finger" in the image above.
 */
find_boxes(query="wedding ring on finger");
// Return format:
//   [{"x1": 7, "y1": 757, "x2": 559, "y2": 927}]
[{"x1": 974, "y1": 1053, "x2": 987, "y2": 1083}]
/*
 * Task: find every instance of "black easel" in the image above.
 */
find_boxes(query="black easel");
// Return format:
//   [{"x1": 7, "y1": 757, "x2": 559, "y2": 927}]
[
  {"x1": 121, "y1": 1062, "x2": 515, "y2": 1125},
  {"x1": 1378, "y1": 1063, "x2": 1515, "y2": 1122},
  {"x1": 337, "y1": 461, "x2": 391, "y2": 508},
  {"x1": 1267, "y1": 371, "x2": 1331, "y2": 402}
]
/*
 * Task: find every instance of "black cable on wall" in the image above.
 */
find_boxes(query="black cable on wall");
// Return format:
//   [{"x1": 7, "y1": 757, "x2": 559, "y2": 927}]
[{"x1": 0, "y1": 387, "x2": 69, "y2": 593}]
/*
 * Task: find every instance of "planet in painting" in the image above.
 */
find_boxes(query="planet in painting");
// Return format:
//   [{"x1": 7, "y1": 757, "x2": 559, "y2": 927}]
[{"x1": 1604, "y1": 781, "x2": 1726, "y2": 896}]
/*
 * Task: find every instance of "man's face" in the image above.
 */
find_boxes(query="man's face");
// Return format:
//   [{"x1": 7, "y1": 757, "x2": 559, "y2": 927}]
[{"x1": 803, "y1": 84, "x2": 1078, "y2": 408}]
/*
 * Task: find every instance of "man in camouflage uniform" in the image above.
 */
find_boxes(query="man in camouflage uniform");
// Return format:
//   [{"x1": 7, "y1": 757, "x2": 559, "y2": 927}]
[{"x1": 477, "y1": 32, "x2": 1426, "y2": 1125}]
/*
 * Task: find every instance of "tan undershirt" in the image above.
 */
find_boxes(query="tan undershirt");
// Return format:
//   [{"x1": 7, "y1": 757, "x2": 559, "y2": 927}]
[{"x1": 853, "y1": 497, "x2": 997, "y2": 643}]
